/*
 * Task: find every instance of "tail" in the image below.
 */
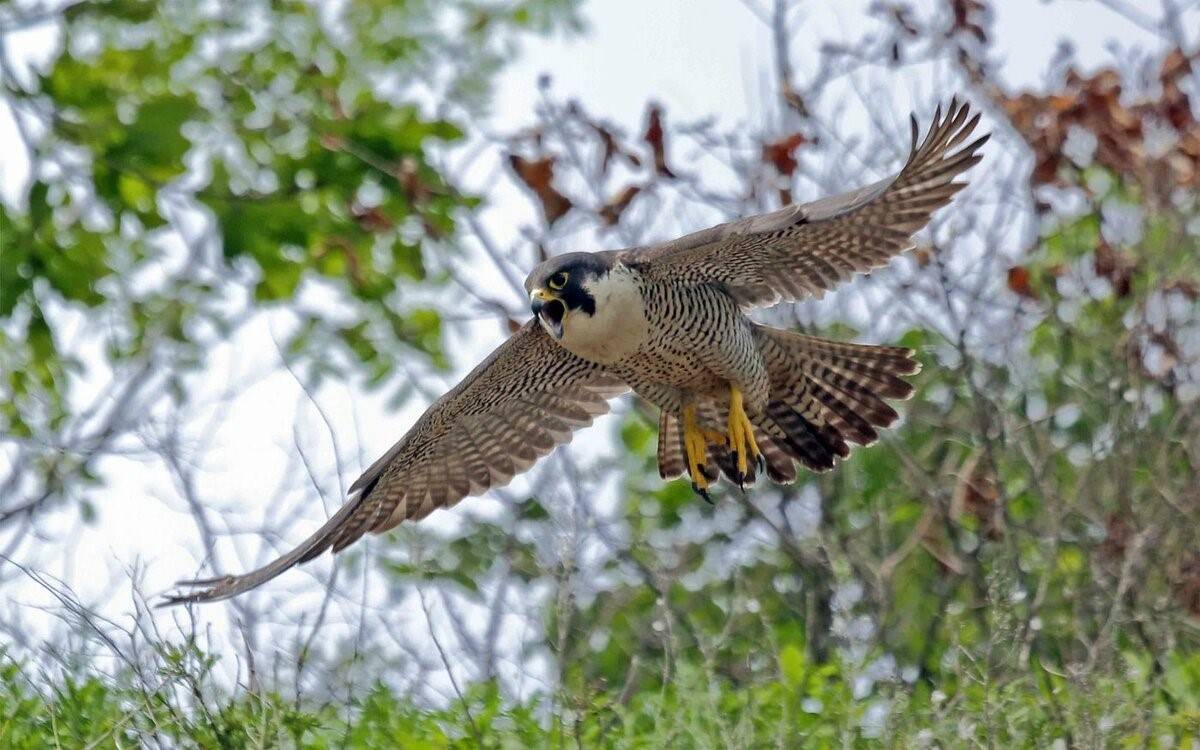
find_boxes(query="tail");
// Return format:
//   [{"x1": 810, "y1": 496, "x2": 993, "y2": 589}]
[{"x1": 656, "y1": 325, "x2": 920, "y2": 486}]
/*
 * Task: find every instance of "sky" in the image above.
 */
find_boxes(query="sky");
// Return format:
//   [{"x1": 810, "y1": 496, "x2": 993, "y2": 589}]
[{"x1": 0, "y1": 0, "x2": 1191, "y2": 696}]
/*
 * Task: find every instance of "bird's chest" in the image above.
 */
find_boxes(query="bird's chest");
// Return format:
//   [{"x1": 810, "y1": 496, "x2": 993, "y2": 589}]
[
  {"x1": 615, "y1": 281, "x2": 762, "y2": 395},
  {"x1": 558, "y1": 267, "x2": 652, "y2": 365}
]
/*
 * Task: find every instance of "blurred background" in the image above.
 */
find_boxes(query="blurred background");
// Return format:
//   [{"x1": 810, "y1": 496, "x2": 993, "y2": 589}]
[{"x1": 1, "y1": 0, "x2": 1199, "y2": 745}]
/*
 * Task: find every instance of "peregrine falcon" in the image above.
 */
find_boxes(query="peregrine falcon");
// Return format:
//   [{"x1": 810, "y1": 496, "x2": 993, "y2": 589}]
[{"x1": 166, "y1": 99, "x2": 986, "y2": 603}]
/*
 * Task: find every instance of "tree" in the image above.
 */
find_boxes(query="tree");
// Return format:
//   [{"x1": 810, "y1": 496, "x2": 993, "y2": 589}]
[
  {"x1": 0, "y1": 0, "x2": 579, "y2": 557},
  {"x1": 2, "y1": 0, "x2": 1198, "y2": 746}
]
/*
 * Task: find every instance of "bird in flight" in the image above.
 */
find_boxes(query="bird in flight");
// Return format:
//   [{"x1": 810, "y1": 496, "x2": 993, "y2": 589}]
[{"x1": 165, "y1": 99, "x2": 986, "y2": 604}]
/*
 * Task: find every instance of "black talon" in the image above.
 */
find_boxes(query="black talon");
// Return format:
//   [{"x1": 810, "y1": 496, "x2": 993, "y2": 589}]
[
  {"x1": 691, "y1": 482, "x2": 713, "y2": 503},
  {"x1": 755, "y1": 453, "x2": 766, "y2": 474}
]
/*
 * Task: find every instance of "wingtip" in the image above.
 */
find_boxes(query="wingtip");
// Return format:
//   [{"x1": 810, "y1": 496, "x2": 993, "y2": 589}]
[
  {"x1": 157, "y1": 575, "x2": 235, "y2": 607},
  {"x1": 156, "y1": 591, "x2": 207, "y2": 609},
  {"x1": 173, "y1": 574, "x2": 233, "y2": 588},
  {"x1": 156, "y1": 593, "x2": 194, "y2": 609}
]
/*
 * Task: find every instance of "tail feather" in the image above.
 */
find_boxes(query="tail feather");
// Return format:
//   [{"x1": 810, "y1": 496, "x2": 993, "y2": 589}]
[
  {"x1": 658, "y1": 411, "x2": 686, "y2": 480},
  {"x1": 752, "y1": 325, "x2": 919, "y2": 478},
  {"x1": 696, "y1": 401, "x2": 729, "y2": 484},
  {"x1": 801, "y1": 377, "x2": 895, "y2": 445},
  {"x1": 758, "y1": 434, "x2": 797, "y2": 483},
  {"x1": 652, "y1": 326, "x2": 920, "y2": 487},
  {"x1": 772, "y1": 379, "x2": 872, "y2": 446},
  {"x1": 761, "y1": 402, "x2": 847, "y2": 472}
]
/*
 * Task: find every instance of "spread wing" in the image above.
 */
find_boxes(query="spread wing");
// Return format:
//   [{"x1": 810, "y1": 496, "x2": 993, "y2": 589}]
[
  {"x1": 163, "y1": 321, "x2": 627, "y2": 604},
  {"x1": 622, "y1": 98, "x2": 988, "y2": 307}
]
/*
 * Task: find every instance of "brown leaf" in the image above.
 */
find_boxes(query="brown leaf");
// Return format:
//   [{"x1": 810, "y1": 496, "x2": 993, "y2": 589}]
[
  {"x1": 762, "y1": 132, "x2": 808, "y2": 177},
  {"x1": 1007, "y1": 266, "x2": 1038, "y2": 300},
  {"x1": 1176, "y1": 554, "x2": 1200, "y2": 618},
  {"x1": 351, "y1": 204, "x2": 393, "y2": 233},
  {"x1": 598, "y1": 185, "x2": 642, "y2": 226},
  {"x1": 1163, "y1": 279, "x2": 1199, "y2": 300},
  {"x1": 1093, "y1": 242, "x2": 1136, "y2": 298},
  {"x1": 592, "y1": 122, "x2": 641, "y2": 176},
  {"x1": 951, "y1": 450, "x2": 1005, "y2": 540},
  {"x1": 781, "y1": 86, "x2": 809, "y2": 118},
  {"x1": 949, "y1": 0, "x2": 988, "y2": 44},
  {"x1": 1160, "y1": 48, "x2": 1197, "y2": 131},
  {"x1": 508, "y1": 154, "x2": 573, "y2": 226},
  {"x1": 997, "y1": 49, "x2": 1200, "y2": 194},
  {"x1": 319, "y1": 133, "x2": 345, "y2": 150},
  {"x1": 397, "y1": 155, "x2": 430, "y2": 204},
  {"x1": 1160, "y1": 48, "x2": 1192, "y2": 88},
  {"x1": 643, "y1": 103, "x2": 676, "y2": 179},
  {"x1": 1097, "y1": 512, "x2": 1132, "y2": 560}
]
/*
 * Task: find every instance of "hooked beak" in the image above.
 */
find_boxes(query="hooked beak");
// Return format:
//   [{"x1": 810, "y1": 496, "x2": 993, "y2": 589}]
[{"x1": 530, "y1": 288, "x2": 565, "y2": 340}]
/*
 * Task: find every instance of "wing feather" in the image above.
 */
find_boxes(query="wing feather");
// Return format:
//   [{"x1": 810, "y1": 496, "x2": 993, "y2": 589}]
[
  {"x1": 622, "y1": 99, "x2": 988, "y2": 307},
  {"x1": 163, "y1": 321, "x2": 626, "y2": 604}
]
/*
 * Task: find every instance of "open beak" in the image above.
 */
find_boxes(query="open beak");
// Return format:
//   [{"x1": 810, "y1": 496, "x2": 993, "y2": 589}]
[{"x1": 530, "y1": 288, "x2": 565, "y2": 340}]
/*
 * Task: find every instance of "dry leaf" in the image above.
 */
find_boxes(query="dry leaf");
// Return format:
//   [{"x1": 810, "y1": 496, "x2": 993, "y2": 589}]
[
  {"x1": 508, "y1": 154, "x2": 573, "y2": 226},
  {"x1": 1097, "y1": 512, "x2": 1132, "y2": 560},
  {"x1": 643, "y1": 103, "x2": 676, "y2": 179},
  {"x1": 951, "y1": 450, "x2": 1005, "y2": 540},
  {"x1": 598, "y1": 185, "x2": 642, "y2": 226},
  {"x1": 762, "y1": 132, "x2": 808, "y2": 177},
  {"x1": 1007, "y1": 266, "x2": 1038, "y2": 300},
  {"x1": 1176, "y1": 554, "x2": 1200, "y2": 618},
  {"x1": 999, "y1": 48, "x2": 1200, "y2": 193},
  {"x1": 351, "y1": 204, "x2": 393, "y2": 233},
  {"x1": 949, "y1": 0, "x2": 988, "y2": 44},
  {"x1": 592, "y1": 122, "x2": 641, "y2": 176},
  {"x1": 1094, "y1": 242, "x2": 1136, "y2": 298}
]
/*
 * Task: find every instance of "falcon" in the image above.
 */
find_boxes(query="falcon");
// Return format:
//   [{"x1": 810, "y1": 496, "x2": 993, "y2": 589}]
[{"x1": 166, "y1": 99, "x2": 986, "y2": 604}]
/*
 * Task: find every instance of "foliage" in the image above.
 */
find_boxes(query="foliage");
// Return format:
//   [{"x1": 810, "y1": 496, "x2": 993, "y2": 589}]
[
  {"x1": 2, "y1": 0, "x2": 1199, "y2": 747},
  {"x1": 0, "y1": 0, "x2": 581, "y2": 523},
  {"x1": 2, "y1": 644, "x2": 1199, "y2": 747}
]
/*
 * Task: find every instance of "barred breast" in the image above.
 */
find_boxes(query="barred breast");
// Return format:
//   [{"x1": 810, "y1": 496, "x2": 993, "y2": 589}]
[{"x1": 615, "y1": 268, "x2": 769, "y2": 410}]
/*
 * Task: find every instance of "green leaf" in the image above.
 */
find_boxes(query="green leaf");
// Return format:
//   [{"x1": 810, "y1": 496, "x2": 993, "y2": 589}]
[{"x1": 780, "y1": 643, "x2": 806, "y2": 685}]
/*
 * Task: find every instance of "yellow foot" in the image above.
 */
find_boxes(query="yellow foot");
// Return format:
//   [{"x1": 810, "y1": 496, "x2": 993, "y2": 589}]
[
  {"x1": 728, "y1": 386, "x2": 764, "y2": 489},
  {"x1": 682, "y1": 404, "x2": 717, "y2": 502}
]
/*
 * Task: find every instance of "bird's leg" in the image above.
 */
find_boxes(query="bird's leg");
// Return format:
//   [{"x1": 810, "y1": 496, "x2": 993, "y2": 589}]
[
  {"x1": 727, "y1": 385, "x2": 763, "y2": 488},
  {"x1": 681, "y1": 403, "x2": 713, "y2": 501}
]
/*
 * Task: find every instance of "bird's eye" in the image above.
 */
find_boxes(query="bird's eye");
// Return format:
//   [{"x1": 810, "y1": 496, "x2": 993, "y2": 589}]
[{"x1": 548, "y1": 272, "x2": 569, "y2": 290}]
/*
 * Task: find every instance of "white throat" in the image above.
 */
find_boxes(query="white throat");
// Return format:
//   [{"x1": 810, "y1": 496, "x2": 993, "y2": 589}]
[{"x1": 558, "y1": 263, "x2": 649, "y2": 364}]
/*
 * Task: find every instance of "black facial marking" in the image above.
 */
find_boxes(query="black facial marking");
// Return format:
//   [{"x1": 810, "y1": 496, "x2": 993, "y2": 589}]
[
  {"x1": 525, "y1": 251, "x2": 615, "y2": 319},
  {"x1": 561, "y1": 282, "x2": 596, "y2": 316}
]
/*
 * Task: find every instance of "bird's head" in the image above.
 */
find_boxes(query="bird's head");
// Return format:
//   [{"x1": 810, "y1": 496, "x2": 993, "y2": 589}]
[{"x1": 524, "y1": 252, "x2": 610, "y2": 340}]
